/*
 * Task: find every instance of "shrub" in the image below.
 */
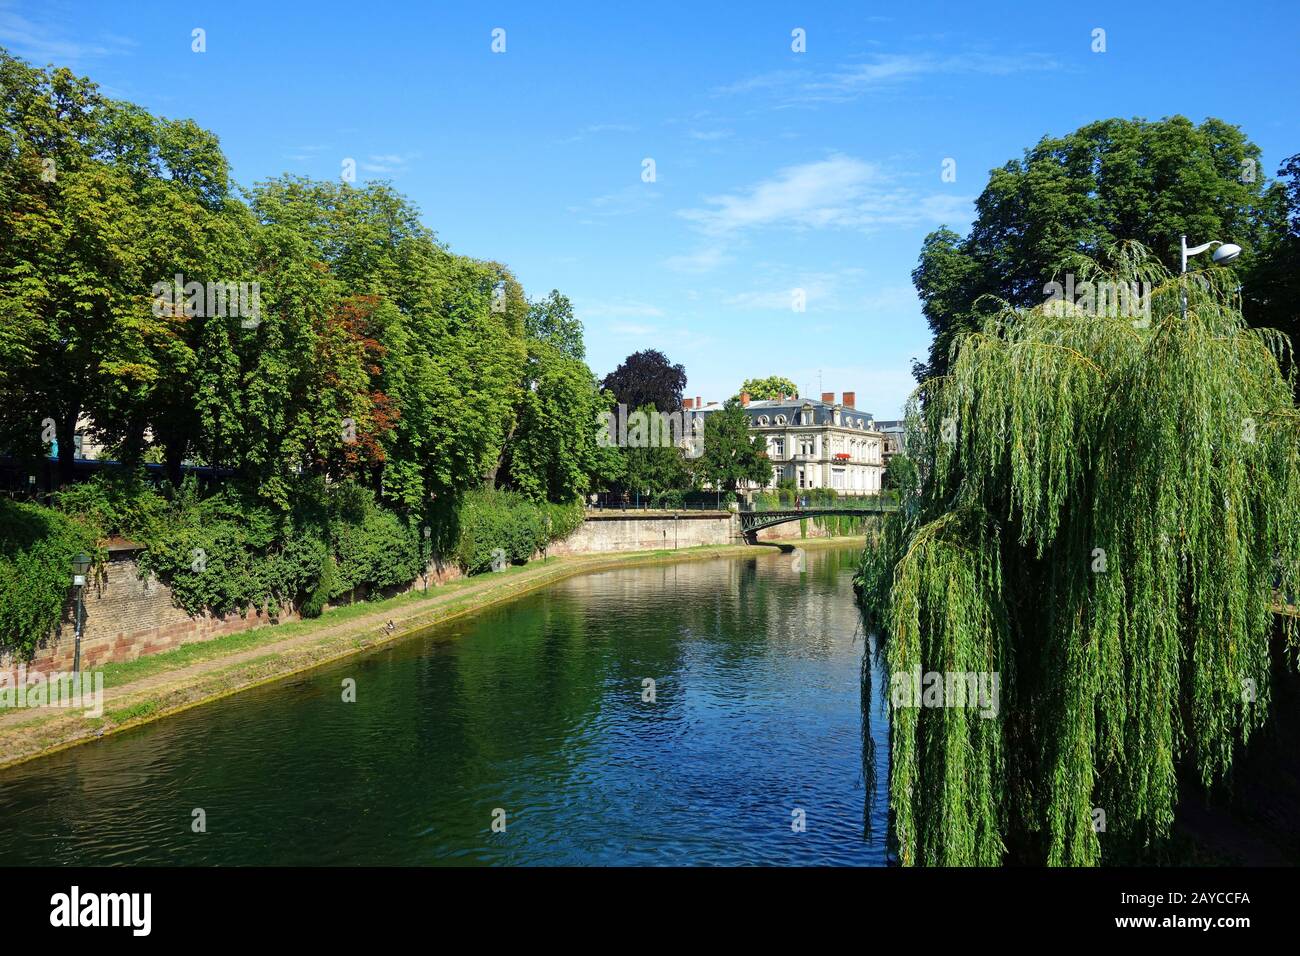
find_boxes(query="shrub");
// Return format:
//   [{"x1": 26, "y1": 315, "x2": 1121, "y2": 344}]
[
  {"x1": 543, "y1": 499, "x2": 585, "y2": 540},
  {"x1": 300, "y1": 553, "x2": 336, "y2": 618},
  {"x1": 655, "y1": 489, "x2": 685, "y2": 509},
  {"x1": 0, "y1": 500, "x2": 98, "y2": 659},
  {"x1": 455, "y1": 488, "x2": 581, "y2": 573},
  {"x1": 331, "y1": 505, "x2": 422, "y2": 598},
  {"x1": 138, "y1": 480, "x2": 419, "y2": 615},
  {"x1": 53, "y1": 470, "x2": 169, "y2": 540}
]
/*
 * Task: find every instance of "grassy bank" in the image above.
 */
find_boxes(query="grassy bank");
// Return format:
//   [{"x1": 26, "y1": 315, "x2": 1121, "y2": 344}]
[{"x1": 0, "y1": 535, "x2": 863, "y2": 772}]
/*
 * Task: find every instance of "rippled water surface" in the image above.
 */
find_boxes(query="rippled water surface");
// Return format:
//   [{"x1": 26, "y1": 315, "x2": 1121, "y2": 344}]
[{"x1": 0, "y1": 545, "x2": 888, "y2": 865}]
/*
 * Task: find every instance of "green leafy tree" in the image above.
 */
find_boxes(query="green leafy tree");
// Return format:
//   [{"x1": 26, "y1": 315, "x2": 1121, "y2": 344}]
[
  {"x1": 588, "y1": 436, "x2": 628, "y2": 495},
  {"x1": 526, "y1": 290, "x2": 585, "y2": 361},
  {"x1": 0, "y1": 50, "x2": 244, "y2": 481},
  {"x1": 695, "y1": 400, "x2": 770, "y2": 492},
  {"x1": 882, "y1": 453, "x2": 917, "y2": 496},
  {"x1": 622, "y1": 443, "x2": 694, "y2": 499},
  {"x1": 738, "y1": 376, "x2": 798, "y2": 401},
  {"x1": 501, "y1": 337, "x2": 603, "y2": 502},
  {"x1": 0, "y1": 499, "x2": 98, "y2": 657},
  {"x1": 614, "y1": 402, "x2": 694, "y2": 499},
  {"x1": 247, "y1": 176, "x2": 528, "y2": 509},
  {"x1": 0, "y1": 46, "x2": 608, "y2": 654},
  {"x1": 1244, "y1": 152, "x2": 1300, "y2": 385},
  {"x1": 913, "y1": 116, "x2": 1280, "y2": 381}
]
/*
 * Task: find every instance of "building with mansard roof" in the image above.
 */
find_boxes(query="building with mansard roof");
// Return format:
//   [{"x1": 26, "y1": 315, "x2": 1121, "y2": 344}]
[
  {"x1": 873, "y1": 419, "x2": 908, "y2": 463},
  {"x1": 681, "y1": 389, "x2": 885, "y2": 494}
]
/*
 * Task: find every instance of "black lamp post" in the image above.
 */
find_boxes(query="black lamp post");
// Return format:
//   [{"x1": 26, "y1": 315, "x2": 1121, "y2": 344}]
[{"x1": 71, "y1": 553, "x2": 91, "y2": 673}]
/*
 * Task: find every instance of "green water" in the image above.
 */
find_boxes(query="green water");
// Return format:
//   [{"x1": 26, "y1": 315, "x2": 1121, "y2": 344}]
[{"x1": 0, "y1": 545, "x2": 888, "y2": 865}]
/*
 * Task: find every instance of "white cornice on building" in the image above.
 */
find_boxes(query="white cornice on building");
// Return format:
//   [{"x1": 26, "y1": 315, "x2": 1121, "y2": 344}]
[{"x1": 682, "y1": 390, "x2": 887, "y2": 493}]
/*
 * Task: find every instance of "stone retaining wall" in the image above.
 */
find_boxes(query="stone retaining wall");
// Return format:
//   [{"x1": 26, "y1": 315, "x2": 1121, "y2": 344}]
[
  {"x1": 754, "y1": 516, "x2": 869, "y2": 542},
  {"x1": 7, "y1": 548, "x2": 462, "y2": 676},
  {"x1": 545, "y1": 511, "x2": 737, "y2": 556}
]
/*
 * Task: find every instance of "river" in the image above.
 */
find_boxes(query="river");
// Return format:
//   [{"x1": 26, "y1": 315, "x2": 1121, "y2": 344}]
[{"x1": 0, "y1": 544, "x2": 888, "y2": 865}]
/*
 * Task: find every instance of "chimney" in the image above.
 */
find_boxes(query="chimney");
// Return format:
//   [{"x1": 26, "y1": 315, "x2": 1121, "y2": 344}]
[
  {"x1": 740, "y1": 391, "x2": 751, "y2": 406},
  {"x1": 683, "y1": 397, "x2": 694, "y2": 410},
  {"x1": 842, "y1": 391, "x2": 855, "y2": 409},
  {"x1": 695, "y1": 395, "x2": 702, "y2": 409},
  {"x1": 821, "y1": 391, "x2": 834, "y2": 404}
]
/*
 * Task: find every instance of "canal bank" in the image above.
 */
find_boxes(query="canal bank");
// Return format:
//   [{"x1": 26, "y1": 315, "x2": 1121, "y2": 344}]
[{"x1": 0, "y1": 536, "x2": 865, "y2": 773}]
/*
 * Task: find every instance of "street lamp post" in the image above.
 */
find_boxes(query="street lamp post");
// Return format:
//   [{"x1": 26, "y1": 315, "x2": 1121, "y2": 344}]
[
  {"x1": 71, "y1": 553, "x2": 91, "y2": 673},
  {"x1": 1180, "y1": 235, "x2": 1241, "y2": 320}
]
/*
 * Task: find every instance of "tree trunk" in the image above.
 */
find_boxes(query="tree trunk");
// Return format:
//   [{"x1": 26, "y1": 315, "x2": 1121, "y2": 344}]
[
  {"x1": 56, "y1": 408, "x2": 78, "y2": 487},
  {"x1": 121, "y1": 417, "x2": 147, "y2": 466},
  {"x1": 485, "y1": 418, "x2": 518, "y2": 489},
  {"x1": 164, "y1": 437, "x2": 186, "y2": 488}
]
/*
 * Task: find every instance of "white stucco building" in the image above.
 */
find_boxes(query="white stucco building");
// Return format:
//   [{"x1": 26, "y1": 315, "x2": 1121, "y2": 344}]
[
  {"x1": 683, "y1": 390, "x2": 886, "y2": 494},
  {"x1": 874, "y1": 419, "x2": 908, "y2": 463}
]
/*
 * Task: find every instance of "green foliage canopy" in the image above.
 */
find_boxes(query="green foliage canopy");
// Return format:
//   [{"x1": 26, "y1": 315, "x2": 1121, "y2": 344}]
[
  {"x1": 695, "y1": 400, "x2": 771, "y2": 492},
  {"x1": 913, "y1": 117, "x2": 1285, "y2": 382},
  {"x1": 738, "y1": 376, "x2": 798, "y2": 401}
]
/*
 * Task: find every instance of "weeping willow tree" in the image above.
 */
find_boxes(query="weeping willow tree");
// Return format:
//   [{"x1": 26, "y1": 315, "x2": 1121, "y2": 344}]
[{"x1": 857, "y1": 243, "x2": 1300, "y2": 865}]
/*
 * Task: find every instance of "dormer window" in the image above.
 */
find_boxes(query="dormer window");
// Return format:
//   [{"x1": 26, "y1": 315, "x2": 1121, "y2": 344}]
[
  {"x1": 758, "y1": 415, "x2": 769, "y2": 426},
  {"x1": 775, "y1": 414, "x2": 787, "y2": 425}
]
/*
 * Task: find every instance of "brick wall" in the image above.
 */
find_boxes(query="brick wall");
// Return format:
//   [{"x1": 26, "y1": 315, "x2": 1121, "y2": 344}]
[{"x1": 5, "y1": 548, "x2": 463, "y2": 676}]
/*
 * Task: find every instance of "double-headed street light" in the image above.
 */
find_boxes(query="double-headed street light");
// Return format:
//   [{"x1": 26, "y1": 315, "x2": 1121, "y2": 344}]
[
  {"x1": 1180, "y1": 235, "x2": 1242, "y2": 320},
  {"x1": 1181, "y1": 235, "x2": 1241, "y2": 273},
  {"x1": 71, "y1": 552, "x2": 91, "y2": 674}
]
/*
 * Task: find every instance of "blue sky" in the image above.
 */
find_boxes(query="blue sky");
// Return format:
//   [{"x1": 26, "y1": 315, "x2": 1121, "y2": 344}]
[{"x1": 3, "y1": 1, "x2": 1297, "y2": 417}]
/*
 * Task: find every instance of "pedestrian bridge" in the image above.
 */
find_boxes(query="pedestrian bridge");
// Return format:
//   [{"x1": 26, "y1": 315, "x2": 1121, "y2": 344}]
[{"x1": 738, "y1": 501, "x2": 898, "y2": 537}]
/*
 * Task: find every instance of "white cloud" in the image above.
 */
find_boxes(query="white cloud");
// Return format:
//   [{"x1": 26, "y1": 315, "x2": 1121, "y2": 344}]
[
  {"x1": 285, "y1": 144, "x2": 329, "y2": 162},
  {"x1": 712, "y1": 69, "x2": 806, "y2": 98},
  {"x1": 724, "y1": 273, "x2": 838, "y2": 311},
  {"x1": 0, "y1": 7, "x2": 136, "y2": 65},
  {"x1": 678, "y1": 155, "x2": 973, "y2": 240},
  {"x1": 554, "y1": 123, "x2": 638, "y2": 145},
  {"x1": 680, "y1": 155, "x2": 881, "y2": 235},
  {"x1": 858, "y1": 284, "x2": 920, "y2": 313},
  {"x1": 785, "y1": 365, "x2": 921, "y2": 419},
  {"x1": 608, "y1": 322, "x2": 659, "y2": 337},
  {"x1": 662, "y1": 245, "x2": 733, "y2": 274},
  {"x1": 569, "y1": 185, "x2": 662, "y2": 219},
  {"x1": 578, "y1": 300, "x2": 665, "y2": 321},
  {"x1": 579, "y1": 301, "x2": 678, "y2": 352},
  {"x1": 360, "y1": 152, "x2": 420, "y2": 174},
  {"x1": 688, "y1": 129, "x2": 733, "y2": 142},
  {"x1": 724, "y1": 288, "x2": 803, "y2": 311},
  {"x1": 714, "y1": 51, "x2": 1061, "y2": 106}
]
